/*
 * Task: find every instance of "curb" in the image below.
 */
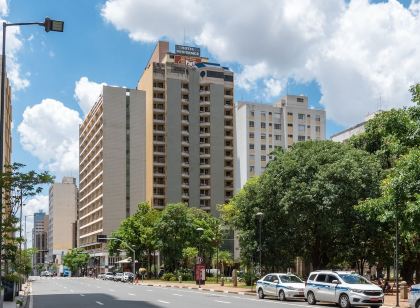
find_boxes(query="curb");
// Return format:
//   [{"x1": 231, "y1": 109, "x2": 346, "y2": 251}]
[{"x1": 138, "y1": 282, "x2": 255, "y2": 296}]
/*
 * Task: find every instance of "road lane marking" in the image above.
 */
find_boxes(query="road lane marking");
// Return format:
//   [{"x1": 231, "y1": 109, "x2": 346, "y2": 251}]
[
  {"x1": 158, "y1": 300, "x2": 170, "y2": 304},
  {"x1": 80, "y1": 294, "x2": 85, "y2": 297},
  {"x1": 215, "y1": 300, "x2": 231, "y2": 304},
  {"x1": 97, "y1": 286, "x2": 101, "y2": 289},
  {"x1": 128, "y1": 293, "x2": 135, "y2": 296},
  {"x1": 172, "y1": 293, "x2": 183, "y2": 296},
  {"x1": 96, "y1": 301, "x2": 104, "y2": 305},
  {"x1": 109, "y1": 289, "x2": 115, "y2": 292},
  {"x1": 146, "y1": 290, "x2": 153, "y2": 292}
]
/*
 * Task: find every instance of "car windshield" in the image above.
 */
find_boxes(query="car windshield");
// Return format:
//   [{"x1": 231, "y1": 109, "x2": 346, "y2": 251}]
[
  {"x1": 280, "y1": 275, "x2": 303, "y2": 283},
  {"x1": 338, "y1": 274, "x2": 370, "y2": 284}
]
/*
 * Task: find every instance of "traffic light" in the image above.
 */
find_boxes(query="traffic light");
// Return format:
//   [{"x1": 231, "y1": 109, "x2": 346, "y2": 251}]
[
  {"x1": 44, "y1": 17, "x2": 64, "y2": 32},
  {"x1": 97, "y1": 234, "x2": 108, "y2": 243}
]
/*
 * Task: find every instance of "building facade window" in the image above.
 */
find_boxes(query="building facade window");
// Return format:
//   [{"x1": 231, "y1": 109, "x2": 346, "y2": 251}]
[
  {"x1": 261, "y1": 145, "x2": 266, "y2": 150},
  {"x1": 298, "y1": 124, "x2": 305, "y2": 132},
  {"x1": 249, "y1": 144, "x2": 254, "y2": 149},
  {"x1": 249, "y1": 132, "x2": 254, "y2": 138},
  {"x1": 261, "y1": 122, "x2": 266, "y2": 128},
  {"x1": 249, "y1": 121, "x2": 254, "y2": 127},
  {"x1": 275, "y1": 135, "x2": 281, "y2": 140},
  {"x1": 261, "y1": 155, "x2": 266, "y2": 161},
  {"x1": 315, "y1": 114, "x2": 321, "y2": 122},
  {"x1": 298, "y1": 135, "x2": 305, "y2": 141},
  {"x1": 316, "y1": 126, "x2": 321, "y2": 132},
  {"x1": 298, "y1": 113, "x2": 305, "y2": 120},
  {"x1": 274, "y1": 123, "x2": 281, "y2": 130},
  {"x1": 261, "y1": 133, "x2": 266, "y2": 139}
]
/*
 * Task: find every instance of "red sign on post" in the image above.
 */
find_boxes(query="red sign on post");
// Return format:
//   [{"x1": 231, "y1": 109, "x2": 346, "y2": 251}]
[{"x1": 195, "y1": 263, "x2": 205, "y2": 285}]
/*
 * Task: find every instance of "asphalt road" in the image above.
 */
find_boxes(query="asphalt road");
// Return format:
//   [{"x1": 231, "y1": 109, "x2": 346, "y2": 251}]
[{"x1": 30, "y1": 276, "x2": 320, "y2": 308}]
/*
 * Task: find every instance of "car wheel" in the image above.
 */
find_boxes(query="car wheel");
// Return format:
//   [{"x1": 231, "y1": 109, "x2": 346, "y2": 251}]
[
  {"x1": 258, "y1": 288, "x2": 265, "y2": 299},
  {"x1": 339, "y1": 294, "x2": 351, "y2": 308},
  {"x1": 307, "y1": 291, "x2": 316, "y2": 305},
  {"x1": 415, "y1": 299, "x2": 420, "y2": 308},
  {"x1": 278, "y1": 290, "x2": 286, "y2": 301}
]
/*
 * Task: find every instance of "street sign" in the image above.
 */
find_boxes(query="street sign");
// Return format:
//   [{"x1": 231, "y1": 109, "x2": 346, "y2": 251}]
[{"x1": 97, "y1": 234, "x2": 108, "y2": 243}]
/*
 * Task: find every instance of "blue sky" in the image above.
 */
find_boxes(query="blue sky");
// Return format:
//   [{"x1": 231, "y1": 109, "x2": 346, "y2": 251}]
[{"x1": 3, "y1": 0, "x2": 420, "y2": 235}]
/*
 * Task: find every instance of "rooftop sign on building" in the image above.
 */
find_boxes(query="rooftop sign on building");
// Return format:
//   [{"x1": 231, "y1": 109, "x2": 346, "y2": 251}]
[{"x1": 175, "y1": 45, "x2": 200, "y2": 57}]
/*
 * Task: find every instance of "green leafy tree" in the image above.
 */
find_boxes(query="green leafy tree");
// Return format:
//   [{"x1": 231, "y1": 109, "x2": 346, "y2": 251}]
[
  {"x1": 108, "y1": 202, "x2": 161, "y2": 277},
  {"x1": 155, "y1": 203, "x2": 220, "y2": 272},
  {"x1": 63, "y1": 248, "x2": 89, "y2": 276},
  {"x1": 358, "y1": 148, "x2": 420, "y2": 283},
  {"x1": 221, "y1": 141, "x2": 382, "y2": 272},
  {"x1": 182, "y1": 247, "x2": 198, "y2": 268},
  {"x1": 213, "y1": 250, "x2": 234, "y2": 276},
  {"x1": 0, "y1": 163, "x2": 54, "y2": 274},
  {"x1": 352, "y1": 85, "x2": 420, "y2": 282}
]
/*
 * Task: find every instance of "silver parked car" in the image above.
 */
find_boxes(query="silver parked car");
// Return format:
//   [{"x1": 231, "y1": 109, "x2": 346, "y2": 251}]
[
  {"x1": 256, "y1": 273, "x2": 305, "y2": 300},
  {"x1": 104, "y1": 272, "x2": 115, "y2": 280},
  {"x1": 305, "y1": 270, "x2": 383, "y2": 308}
]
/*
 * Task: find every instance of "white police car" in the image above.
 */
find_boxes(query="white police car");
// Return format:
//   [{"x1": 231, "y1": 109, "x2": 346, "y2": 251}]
[
  {"x1": 305, "y1": 270, "x2": 383, "y2": 308},
  {"x1": 409, "y1": 284, "x2": 420, "y2": 308},
  {"x1": 256, "y1": 273, "x2": 305, "y2": 301}
]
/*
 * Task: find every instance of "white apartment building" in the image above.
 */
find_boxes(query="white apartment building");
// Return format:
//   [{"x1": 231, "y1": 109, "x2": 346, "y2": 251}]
[
  {"x1": 235, "y1": 95, "x2": 326, "y2": 191},
  {"x1": 331, "y1": 112, "x2": 378, "y2": 142}
]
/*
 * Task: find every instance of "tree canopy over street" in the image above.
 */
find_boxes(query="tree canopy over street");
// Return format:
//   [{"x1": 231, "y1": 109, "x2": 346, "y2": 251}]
[{"x1": 221, "y1": 141, "x2": 382, "y2": 271}]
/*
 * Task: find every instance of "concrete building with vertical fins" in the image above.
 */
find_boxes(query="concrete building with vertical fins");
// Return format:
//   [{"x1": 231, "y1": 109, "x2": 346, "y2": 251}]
[
  {"x1": 47, "y1": 177, "x2": 78, "y2": 265},
  {"x1": 137, "y1": 41, "x2": 234, "y2": 215},
  {"x1": 78, "y1": 86, "x2": 146, "y2": 272}
]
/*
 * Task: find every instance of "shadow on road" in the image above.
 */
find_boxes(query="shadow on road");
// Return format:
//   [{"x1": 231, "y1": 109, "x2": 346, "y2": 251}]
[{"x1": 32, "y1": 293, "x2": 162, "y2": 308}]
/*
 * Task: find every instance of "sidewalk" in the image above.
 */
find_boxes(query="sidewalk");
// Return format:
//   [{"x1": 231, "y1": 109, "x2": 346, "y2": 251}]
[
  {"x1": 136, "y1": 280, "x2": 410, "y2": 308},
  {"x1": 3, "y1": 281, "x2": 31, "y2": 308}
]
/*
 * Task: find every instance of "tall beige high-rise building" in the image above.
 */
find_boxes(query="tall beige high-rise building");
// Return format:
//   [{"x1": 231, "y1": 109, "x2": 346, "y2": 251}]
[
  {"x1": 137, "y1": 41, "x2": 234, "y2": 214},
  {"x1": 1, "y1": 60, "x2": 12, "y2": 170},
  {"x1": 78, "y1": 86, "x2": 146, "y2": 272},
  {"x1": 48, "y1": 177, "x2": 78, "y2": 265},
  {"x1": 235, "y1": 95, "x2": 326, "y2": 191}
]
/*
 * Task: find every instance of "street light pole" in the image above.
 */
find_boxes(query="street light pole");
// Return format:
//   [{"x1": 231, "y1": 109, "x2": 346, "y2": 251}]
[
  {"x1": 256, "y1": 212, "x2": 263, "y2": 277},
  {"x1": 196, "y1": 227, "x2": 204, "y2": 288},
  {"x1": 395, "y1": 217, "x2": 399, "y2": 307},
  {"x1": 0, "y1": 18, "x2": 64, "y2": 289}
]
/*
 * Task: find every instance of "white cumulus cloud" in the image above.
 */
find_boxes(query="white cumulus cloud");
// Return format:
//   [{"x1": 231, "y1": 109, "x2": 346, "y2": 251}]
[
  {"x1": 1, "y1": 19, "x2": 30, "y2": 90},
  {"x1": 102, "y1": 0, "x2": 420, "y2": 126},
  {"x1": 74, "y1": 77, "x2": 106, "y2": 115},
  {"x1": 0, "y1": 0, "x2": 8, "y2": 16},
  {"x1": 17, "y1": 99, "x2": 82, "y2": 176}
]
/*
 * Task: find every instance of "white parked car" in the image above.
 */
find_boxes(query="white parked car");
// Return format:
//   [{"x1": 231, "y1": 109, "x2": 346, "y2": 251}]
[
  {"x1": 114, "y1": 272, "x2": 124, "y2": 281},
  {"x1": 305, "y1": 270, "x2": 383, "y2": 308},
  {"x1": 122, "y1": 272, "x2": 134, "y2": 283},
  {"x1": 409, "y1": 284, "x2": 420, "y2": 308},
  {"x1": 256, "y1": 273, "x2": 305, "y2": 301}
]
